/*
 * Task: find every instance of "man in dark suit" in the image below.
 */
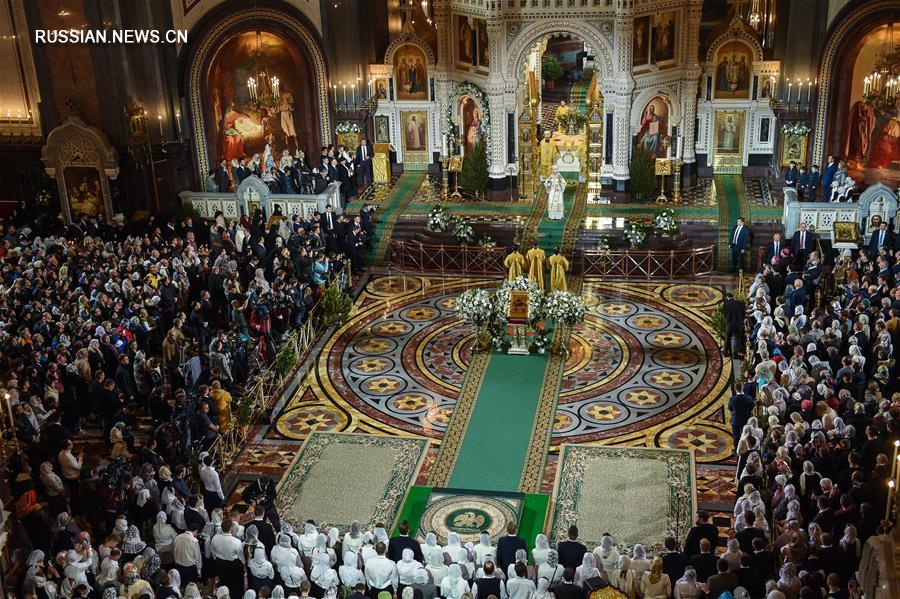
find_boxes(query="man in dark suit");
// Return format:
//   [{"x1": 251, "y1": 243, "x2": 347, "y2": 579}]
[
  {"x1": 736, "y1": 511, "x2": 766, "y2": 554},
  {"x1": 356, "y1": 137, "x2": 374, "y2": 187},
  {"x1": 553, "y1": 569, "x2": 582, "y2": 599},
  {"x1": 216, "y1": 159, "x2": 231, "y2": 192},
  {"x1": 791, "y1": 222, "x2": 813, "y2": 264},
  {"x1": 869, "y1": 220, "x2": 894, "y2": 254},
  {"x1": 821, "y1": 155, "x2": 837, "y2": 201},
  {"x1": 661, "y1": 537, "x2": 687, "y2": 593},
  {"x1": 784, "y1": 161, "x2": 798, "y2": 188},
  {"x1": 723, "y1": 292, "x2": 745, "y2": 357},
  {"x1": 496, "y1": 522, "x2": 527, "y2": 576},
  {"x1": 556, "y1": 525, "x2": 588, "y2": 571},
  {"x1": 816, "y1": 533, "x2": 848, "y2": 584},
  {"x1": 236, "y1": 157, "x2": 250, "y2": 183},
  {"x1": 707, "y1": 559, "x2": 739, "y2": 598},
  {"x1": 688, "y1": 539, "x2": 718, "y2": 582},
  {"x1": 735, "y1": 554, "x2": 764, "y2": 598},
  {"x1": 749, "y1": 537, "x2": 777, "y2": 581},
  {"x1": 807, "y1": 164, "x2": 821, "y2": 200},
  {"x1": 729, "y1": 217, "x2": 750, "y2": 273},
  {"x1": 729, "y1": 382, "x2": 755, "y2": 449},
  {"x1": 359, "y1": 203, "x2": 375, "y2": 249},
  {"x1": 320, "y1": 205, "x2": 339, "y2": 253},
  {"x1": 388, "y1": 520, "x2": 423, "y2": 563},
  {"x1": 797, "y1": 166, "x2": 809, "y2": 200},
  {"x1": 683, "y1": 513, "x2": 719, "y2": 557},
  {"x1": 763, "y1": 232, "x2": 784, "y2": 265}
]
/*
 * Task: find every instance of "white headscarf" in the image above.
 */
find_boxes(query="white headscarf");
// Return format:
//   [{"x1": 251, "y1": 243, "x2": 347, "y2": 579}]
[
  {"x1": 440, "y1": 564, "x2": 469, "y2": 599},
  {"x1": 398, "y1": 548, "x2": 423, "y2": 584},
  {"x1": 533, "y1": 534, "x2": 550, "y2": 566}
]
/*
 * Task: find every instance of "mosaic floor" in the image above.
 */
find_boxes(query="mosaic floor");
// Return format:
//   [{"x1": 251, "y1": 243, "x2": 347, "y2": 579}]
[{"x1": 267, "y1": 275, "x2": 733, "y2": 462}]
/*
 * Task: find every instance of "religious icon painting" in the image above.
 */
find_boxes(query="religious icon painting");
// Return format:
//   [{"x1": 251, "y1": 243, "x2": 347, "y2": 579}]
[
  {"x1": 651, "y1": 11, "x2": 676, "y2": 64},
  {"x1": 636, "y1": 96, "x2": 670, "y2": 159},
  {"x1": 374, "y1": 115, "x2": 391, "y2": 144},
  {"x1": 632, "y1": 17, "x2": 651, "y2": 67},
  {"x1": 63, "y1": 166, "x2": 104, "y2": 219},
  {"x1": 780, "y1": 132, "x2": 807, "y2": 167},
  {"x1": 475, "y1": 20, "x2": 489, "y2": 68},
  {"x1": 457, "y1": 15, "x2": 475, "y2": 67},
  {"x1": 714, "y1": 110, "x2": 744, "y2": 156},
  {"x1": 458, "y1": 96, "x2": 483, "y2": 155},
  {"x1": 759, "y1": 117, "x2": 771, "y2": 144},
  {"x1": 713, "y1": 41, "x2": 753, "y2": 99},
  {"x1": 400, "y1": 110, "x2": 429, "y2": 166},
  {"x1": 393, "y1": 44, "x2": 429, "y2": 101},
  {"x1": 374, "y1": 78, "x2": 388, "y2": 100}
]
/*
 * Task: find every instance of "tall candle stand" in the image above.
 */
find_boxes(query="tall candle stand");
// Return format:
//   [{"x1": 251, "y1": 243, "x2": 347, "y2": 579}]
[
  {"x1": 440, "y1": 155, "x2": 449, "y2": 200},
  {"x1": 672, "y1": 159, "x2": 684, "y2": 203}
]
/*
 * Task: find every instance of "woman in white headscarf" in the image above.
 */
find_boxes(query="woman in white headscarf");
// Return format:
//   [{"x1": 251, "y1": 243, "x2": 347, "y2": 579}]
[
  {"x1": 153, "y1": 512, "x2": 178, "y2": 563},
  {"x1": 640, "y1": 556, "x2": 669, "y2": 599},
  {"x1": 310, "y1": 552, "x2": 339, "y2": 595},
  {"x1": 96, "y1": 557, "x2": 120, "y2": 586},
  {"x1": 426, "y1": 549, "x2": 449, "y2": 587},
  {"x1": 343, "y1": 521, "x2": 364, "y2": 557},
  {"x1": 121, "y1": 526, "x2": 147, "y2": 562},
  {"x1": 537, "y1": 550, "x2": 564, "y2": 586},
  {"x1": 168, "y1": 568, "x2": 182, "y2": 597},
  {"x1": 629, "y1": 545, "x2": 651, "y2": 581},
  {"x1": 673, "y1": 567, "x2": 701, "y2": 599},
  {"x1": 574, "y1": 553, "x2": 600, "y2": 587},
  {"x1": 440, "y1": 564, "x2": 470, "y2": 599},
  {"x1": 609, "y1": 555, "x2": 635, "y2": 599},
  {"x1": 271, "y1": 533, "x2": 306, "y2": 589},
  {"x1": 475, "y1": 532, "x2": 495, "y2": 566},
  {"x1": 270, "y1": 586, "x2": 285, "y2": 599},
  {"x1": 533, "y1": 577, "x2": 553, "y2": 599},
  {"x1": 248, "y1": 547, "x2": 275, "y2": 592},
  {"x1": 420, "y1": 532, "x2": 442, "y2": 566},
  {"x1": 532, "y1": 534, "x2": 550, "y2": 567},
  {"x1": 411, "y1": 567, "x2": 438, "y2": 599},
  {"x1": 299, "y1": 522, "x2": 319, "y2": 556},
  {"x1": 722, "y1": 539, "x2": 742, "y2": 572},
  {"x1": 184, "y1": 583, "x2": 202, "y2": 599},
  {"x1": 312, "y1": 533, "x2": 337, "y2": 567},
  {"x1": 593, "y1": 535, "x2": 620, "y2": 573},
  {"x1": 398, "y1": 548, "x2": 424, "y2": 587},
  {"x1": 338, "y1": 551, "x2": 366, "y2": 590},
  {"x1": 443, "y1": 532, "x2": 464, "y2": 564},
  {"x1": 840, "y1": 525, "x2": 861, "y2": 571},
  {"x1": 243, "y1": 525, "x2": 266, "y2": 564},
  {"x1": 360, "y1": 532, "x2": 377, "y2": 564},
  {"x1": 776, "y1": 563, "x2": 801, "y2": 599},
  {"x1": 374, "y1": 525, "x2": 390, "y2": 550}
]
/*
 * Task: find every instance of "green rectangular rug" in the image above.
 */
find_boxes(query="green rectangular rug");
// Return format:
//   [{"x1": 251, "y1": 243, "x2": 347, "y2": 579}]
[
  {"x1": 276, "y1": 432, "x2": 428, "y2": 530},
  {"x1": 548, "y1": 445, "x2": 695, "y2": 553}
]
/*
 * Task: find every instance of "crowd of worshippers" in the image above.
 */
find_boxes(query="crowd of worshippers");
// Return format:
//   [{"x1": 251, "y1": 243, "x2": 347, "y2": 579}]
[
  {"x1": 717, "y1": 225, "x2": 900, "y2": 598},
  {"x1": 0, "y1": 202, "x2": 375, "y2": 593},
  {"x1": 209, "y1": 142, "x2": 375, "y2": 203}
]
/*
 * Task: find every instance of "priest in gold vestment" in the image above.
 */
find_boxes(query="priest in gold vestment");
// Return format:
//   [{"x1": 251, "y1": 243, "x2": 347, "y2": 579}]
[
  {"x1": 503, "y1": 246, "x2": 526, "y2": 282},
  {"x1": 548, "y1": 248, "x2": 569, "y2": 292},
  {"x1": 540, "y1": 132, "x2": 558, "y2": 179},
  {"x1": 555, "y1": 100, "x2": 570, "y2": 122},
  {"x1": 526, "y1": 244, "x2": 546, "y2": 289}
]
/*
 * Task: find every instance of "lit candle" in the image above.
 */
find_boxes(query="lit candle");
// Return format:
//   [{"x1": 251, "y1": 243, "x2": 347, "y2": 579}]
[
  {"x1": 333, "y1": 83, "x2": 338, "y2": 106},
  {"x1": 5, "y1": 392, "x2": 12, "y2": 430},
  {"x1": 806, "y1": 78, "x2": 811, "y2": 103},
  {"x1": 892, "y1": 440, "x2": 899, "y2": 483},
  {"x1": 442, "y1": 133, "x2": 448, "y2": 156},
  {"x1": 342, "y1": 84, "x2": 347, "y2": 106},
  {"x1": 352, "y1": 84, "x2": 356, "y2": 106},
  {"x1": 888, "y1": 479, "x2": 895, "y2": 521},
  {"x1": 157, "y1": 114, "x2": 163, "y2": 137},
  {"x1": 175, "y1": 111, "x2": 182, "y2": 138},
  {"x1": 676, "y1": 135, "x2": 682, "y2": 160},
  {"x1": 787, "y1": 81, "x2": 792, "y2": 103}
]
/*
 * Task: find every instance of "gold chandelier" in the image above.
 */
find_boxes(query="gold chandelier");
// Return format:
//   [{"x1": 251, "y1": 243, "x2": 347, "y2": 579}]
[{"x1": 863, "y1": 22, "x2": 899, "y2": 111}]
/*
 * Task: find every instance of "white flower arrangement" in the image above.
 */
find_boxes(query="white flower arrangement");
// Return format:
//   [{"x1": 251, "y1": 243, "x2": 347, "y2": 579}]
[
  {"x1": 596, "y1": 234, "x2": 612, "y2": 252},
  {"x1": 624, "y1": 222, "x2": 648, "y2": 248},
  {"x1": 455, "y1": 288, "x2": 495, "y2": 327},
  {"x1": 478, "y1": 234, "x2": 496, "y2": 249},
  {"x1": 426, "y1": 204, "x2": 451, "y2": 232},
  {"x1": 453, "y1": 218, "x2": 474, "y2": 243},
  {"x1": 654, "y1": 208, "x2": 678, "y2": 236},
  {"x1": 495, "y1": 276, "x2": 544, "y2": 324},
  {"x1": 543, "y1": 291, "x2": 587, "y2": 327},
  {"x1": 335, "y1": 121, "x2": 361, "y2": 134},
  {"x1": 781, "y1": 122, "x2": 811, "y2": 136}
]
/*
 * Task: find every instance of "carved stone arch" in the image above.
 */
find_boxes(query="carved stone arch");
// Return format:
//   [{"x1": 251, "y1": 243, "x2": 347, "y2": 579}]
[
  {"x1": 505, "y1": 20, "x2": 615, "y2": 82},
  {"x1": 184, "y1": 6, "x2": 330, "y2": 180},
  {"x1": 704, "y1": 13, "x2": 764, "y2": 65},
  {"x1": 42, "y1": 116, "x2": 119, "y2": 224},
  {"x1": 811, "y1": 0, "x2": 898, "y2": 167},
  {"x1": 631, "y1": 88, "x2": 682, "y2": 133},
  {"x1": 383, "y1": 34, "x2": 436, "y2": 66}
]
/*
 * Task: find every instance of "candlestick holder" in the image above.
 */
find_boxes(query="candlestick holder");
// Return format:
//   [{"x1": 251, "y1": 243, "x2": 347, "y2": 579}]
[
  {"x1": 440, "y1": 155, "x2": 449, "y2": 200},
  {"x1": 672, "y1": 159, "x2": 683, "y2": 203}
]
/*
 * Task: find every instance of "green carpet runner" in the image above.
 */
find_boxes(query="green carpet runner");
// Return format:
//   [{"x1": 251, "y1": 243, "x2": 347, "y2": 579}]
[
  {"x1": 368, "y1": 173, "x2": 425, "y2": 265},
  {"x1": 714, "y1": 175, "x2": 750, "y2": 271}
]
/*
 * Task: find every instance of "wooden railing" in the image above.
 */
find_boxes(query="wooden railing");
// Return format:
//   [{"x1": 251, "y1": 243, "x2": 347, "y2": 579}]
[
  {"x1": 388, "y1": 240, "x2": 506, "y2": 274},
  {"x1": 582, "y1": 245, "x2": 716, "y2": 279}
]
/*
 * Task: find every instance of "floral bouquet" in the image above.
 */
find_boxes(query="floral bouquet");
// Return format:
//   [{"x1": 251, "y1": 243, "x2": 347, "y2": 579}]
[
  {"x1": 780, "y1": 122, "x2": 811, "y2": 136},
  {"x1": 624, "y1": 221, "x2": 648, "y2": 248},
  {"x1": 453, "y1": 218, "x2": 474, "y2": 243},
  {"x1": 426, "y1": 203, "x2": 451, "y2": 232},
  {"x1": 654, "y1": 208, "x2": 678, "y2": 236},
  {"x1": 478, "y1": 234, "x2": 496, "y2": 249},
  {"x1": 596, "y1": 234, "x2": 612, "y2": 252},
  {"x1": 543, "y1": 290, "x2": 587, "y2": 327},
  {"x1": 455, "y1": 288, "x2": 495, "y2": 327}
]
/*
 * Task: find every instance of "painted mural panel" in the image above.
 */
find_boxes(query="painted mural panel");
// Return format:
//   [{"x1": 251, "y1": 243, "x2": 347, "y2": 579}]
[
  {"x1": 636, "y1": 96, "x2": 670, "y2": 158},
  {"x1": 714, "y1": 41, "x2": 752, "y2": 99},
  {"x1": 394, "y1": 44, "x2": 429, "y2": 101}
]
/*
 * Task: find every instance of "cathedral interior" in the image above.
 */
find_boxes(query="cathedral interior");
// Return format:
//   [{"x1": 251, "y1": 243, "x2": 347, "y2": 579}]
[{"x1": 2, "y1": 0, "x2": 900, "y2": 597}]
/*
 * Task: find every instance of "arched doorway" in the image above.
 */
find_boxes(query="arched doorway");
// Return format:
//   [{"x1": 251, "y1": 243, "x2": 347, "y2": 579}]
[
  {"x1": 814, "y1": 0, "x2": 899, "y2": 186},
  {"x1": 184, "y1": 5, "x2": 329, "y2": 181}
]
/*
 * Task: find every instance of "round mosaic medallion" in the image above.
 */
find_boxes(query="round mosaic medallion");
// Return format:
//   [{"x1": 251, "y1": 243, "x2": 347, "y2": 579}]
[{"x1": 418, "y1": 494, "x2": 519, "y2": 544}]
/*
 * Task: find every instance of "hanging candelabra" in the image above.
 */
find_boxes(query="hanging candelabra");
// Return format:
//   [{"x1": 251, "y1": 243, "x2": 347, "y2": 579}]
[{"x1": 862, "y1": 22, "x2": 899, "y2": 111}]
